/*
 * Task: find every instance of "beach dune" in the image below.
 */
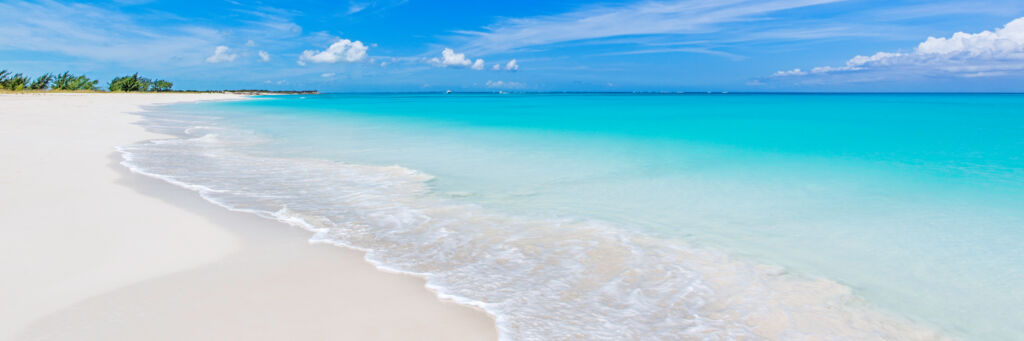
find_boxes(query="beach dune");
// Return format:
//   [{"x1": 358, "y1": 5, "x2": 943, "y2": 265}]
[{"x1": 0, "y1": 93, "x2": 496, "y2": 341}]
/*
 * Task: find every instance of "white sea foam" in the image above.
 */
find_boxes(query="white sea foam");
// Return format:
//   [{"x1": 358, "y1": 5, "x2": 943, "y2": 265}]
[{"x1": 117, "y1": 109, "x2": 950, "y2": 340}]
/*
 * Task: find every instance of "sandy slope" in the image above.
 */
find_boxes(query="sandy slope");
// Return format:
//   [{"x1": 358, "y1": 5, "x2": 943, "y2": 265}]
[{"x1": 0, "y1": 93, "x2": 496, "y2": 340}]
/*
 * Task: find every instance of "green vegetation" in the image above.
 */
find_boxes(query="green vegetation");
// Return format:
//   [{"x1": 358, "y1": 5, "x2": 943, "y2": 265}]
[
  {"x1": 108, "y1": 73, "x2": 151, "y2": 92},
  {"x1": 152, "y1": 79, "x2": 173, "y2": 91},
  {"x1": 1, "y1": 69, "x2": 171, "y2": 92},
  {"x1": 29, "y1": 73, "x2": 54, "y2": 90},
  {"x1": 1, "y1": 70, "x2": 30, "y2": 91},
  {"x1": 1, "y1": 68, "x2": 320, "y2": 94},
  {"x1": 108, "y1": 73, "x2": 173, "y2": 92},
  {"x1": 51, "y1": 72, "x2": 100, "y2": 91}
]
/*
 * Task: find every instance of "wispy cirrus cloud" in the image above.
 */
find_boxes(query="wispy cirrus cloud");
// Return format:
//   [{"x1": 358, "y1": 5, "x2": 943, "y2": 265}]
[
  {"x1": 485, "y1": 80, "x2": 525, "y2": 89},
  {"x1": 599, "y1": 47, "x2": 746, "y2": 60},
  {"x1": 345, "y1": 0, "x2": 409, "y2": 15},
  {"x1": 226, "y1": 5, "x2": 305, "y2": 49},
  {"x1": 348, "y1": 3, "x2": 369, "y2": 14},
  {"x1": 771, "y1": 16, "x2": 1024, "y2": 81},
  {"x1": 0, "y1": 0, "x2": 222, "y2": 66},
  {"x1": 0, "y1": 0, "x2": 305, "y2": 68},
  {"x1": 866, "y1": 1, "x2": 1024, "y2": 21},
  {"x1": 454, "y1": 0, "x2": 845, "y2": 55}
]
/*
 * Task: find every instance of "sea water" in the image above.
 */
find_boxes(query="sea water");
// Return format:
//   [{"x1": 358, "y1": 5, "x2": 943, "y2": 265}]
[{"x1": 120, "y1": 93, "x2": 1024, "y2": 340}]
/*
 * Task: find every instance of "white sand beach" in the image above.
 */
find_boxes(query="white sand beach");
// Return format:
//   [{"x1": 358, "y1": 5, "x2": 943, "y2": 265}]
[{"x1": 0, "y1": 93, "x2": 496, "y2": 341}]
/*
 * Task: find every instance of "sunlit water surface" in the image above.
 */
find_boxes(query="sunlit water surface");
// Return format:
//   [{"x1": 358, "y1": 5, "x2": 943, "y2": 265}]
[{"x1": 121, "y1": 93, "x2": 1024, "y2": 340}]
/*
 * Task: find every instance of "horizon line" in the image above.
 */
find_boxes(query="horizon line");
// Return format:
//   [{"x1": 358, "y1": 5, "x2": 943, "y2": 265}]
[{"x1": 251, "y1": 91, "x2": 1024, "y2": 95}]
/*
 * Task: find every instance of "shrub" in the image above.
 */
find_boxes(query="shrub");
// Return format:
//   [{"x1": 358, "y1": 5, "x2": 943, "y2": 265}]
[
  {"x1": 1, "y1": 70, "x2": 30, "y2": 91},
  {"x1": 152, "y1": 79, "x2": 173, "y2": 91},
  {"x1": 53, "y1": 72, "x2": 99, "y2": 91},
  {"x1": 29, "y1": 73, "x2": 54, "y2": 90},
  {"x1": 71, "y1": 75, "x2": 99, "y2": 90},
  {"x1": 108, "y1": 73, "x2": 154, "y2": 92},
  {"x1": 52, "y1": 72, "x2": 74, "y2": 90},
  {"x1": 2, "y1": 69, "x2": 167, "y2": 92}
]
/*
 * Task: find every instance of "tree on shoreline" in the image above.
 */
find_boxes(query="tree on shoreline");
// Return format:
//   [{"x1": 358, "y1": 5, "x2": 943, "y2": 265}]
[
  {"x1": 109, "y1": 73, "x2": 152, "y2": 92},
  {"x1": 2, "y1": 69, "x2": 171, "y2": 92},
  {"x1": 152, "y1": 79, "x2": 173, "y2": 91},
  {"x1": 108, "y1": 73, "x2": 174, "y2": 92},
  {"x1": 29, "y1": 73, "x2": 54, "y2": 90},
  {"x1": 0, "y1": 70, "x2": 30, "y2": 91},
  {"x1": 52, "y1": 72, "x2": 99, "y2": 91}
]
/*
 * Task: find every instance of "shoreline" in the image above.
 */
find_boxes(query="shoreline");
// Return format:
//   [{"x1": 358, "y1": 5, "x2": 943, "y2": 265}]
[{"x1": 0, "y1": 93, "x2": 496, "y2": 340}]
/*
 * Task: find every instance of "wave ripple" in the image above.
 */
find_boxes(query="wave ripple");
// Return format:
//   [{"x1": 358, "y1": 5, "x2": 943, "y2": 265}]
[{"x1": 118, "y1": 108, "x2": 946, "y2": 340}]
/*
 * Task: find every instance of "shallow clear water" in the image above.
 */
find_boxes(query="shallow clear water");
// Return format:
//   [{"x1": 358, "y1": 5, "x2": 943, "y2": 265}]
[{"x1": 121, "y1": 93, "x2": 1024, "y2": 340}]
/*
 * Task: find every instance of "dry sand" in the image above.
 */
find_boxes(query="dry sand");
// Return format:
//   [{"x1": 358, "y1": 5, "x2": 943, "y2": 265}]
[{"x1": 0, "y1": 93, "x2": 496, "y2": 341}]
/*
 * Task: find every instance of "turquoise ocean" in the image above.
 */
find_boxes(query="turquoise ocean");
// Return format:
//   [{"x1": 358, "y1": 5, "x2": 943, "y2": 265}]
[{"x1": 120, "y1": 93, "x2": 1024, "y2": 340}]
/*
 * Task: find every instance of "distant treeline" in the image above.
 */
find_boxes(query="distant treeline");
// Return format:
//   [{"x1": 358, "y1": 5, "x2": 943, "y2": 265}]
[{"x1": 1, "y1": 69, "x2": 172, "y2": 92}]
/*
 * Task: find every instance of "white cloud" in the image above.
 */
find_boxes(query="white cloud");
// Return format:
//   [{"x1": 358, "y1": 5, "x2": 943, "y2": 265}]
[
  {"x1": 487, "y1": 59, "x2": 519, "y2": 71},
  {"x1": 801, "y1": 51, "x2": 904, "y2": 74},
  {"x1": 245, "y1": 39, "x2": 256, "y2": 47},
  {"x1": 774, "y1": 17, "x2": 1024, "y2": 79},
  {"x1": 299, "y1": 38, "x2": 369, "y2": 65},
  {"x1": 348, "y1": 3, "x2": 368, "y2": 14},
  {"x1": 471, "y1": 58, "x2": 486, "y2": 70},
  {"x1": 916, "y1": 19, "x2": 1024, "y2": 57},
  {"x1": 380, "y1": 61, "x2": 389, "y2": 67},
  {"x1": 321, "y1": 72, "x2": 335, "y2": 77},
  {"x1": 456, "y1": 0, "x2": 844, "y2": 54},
  {"x1": 205, "y1": 46, "x2": 237, "y2": 63},
  {"x1": 486, "y1": 80, "x2": 525, "y2": 88},
  {"x1": 431, "y1": 48, "x2": 471, "y2": 67},
  {"x1": 258, "y1": 50, "x2": 270, "y2": 62},
  {"x1": 430, "y1": 48, "x2": 486, "y2": 70},
  {"x1": 772, "y1": 68, "x2": 807, "y2": 76}
]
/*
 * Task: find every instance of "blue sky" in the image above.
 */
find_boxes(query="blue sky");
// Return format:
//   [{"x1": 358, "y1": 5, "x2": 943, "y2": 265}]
[{"x1": 2, "y1": 0, "x2": 1024, "y2": 91}]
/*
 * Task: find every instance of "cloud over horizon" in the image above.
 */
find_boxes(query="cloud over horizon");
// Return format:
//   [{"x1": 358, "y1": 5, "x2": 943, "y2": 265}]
[
  {"x1": 773, "y1": 16, "x2": 1024, "y2": 80},
  {"x1": 2, "y1": 0, "x2": 1021, "y2": 91},
  {"x1": 485, "y1": 80, "x2": 525, "y2": 88}
]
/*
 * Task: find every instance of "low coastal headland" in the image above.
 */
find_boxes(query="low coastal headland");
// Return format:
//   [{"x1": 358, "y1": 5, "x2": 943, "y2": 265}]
[
  {"x1": 0, "y1": 69, "x2": 317, "y2": 95},
  {"x1": 0, "y1": 93, "x2": 492, "y2": 340}
]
